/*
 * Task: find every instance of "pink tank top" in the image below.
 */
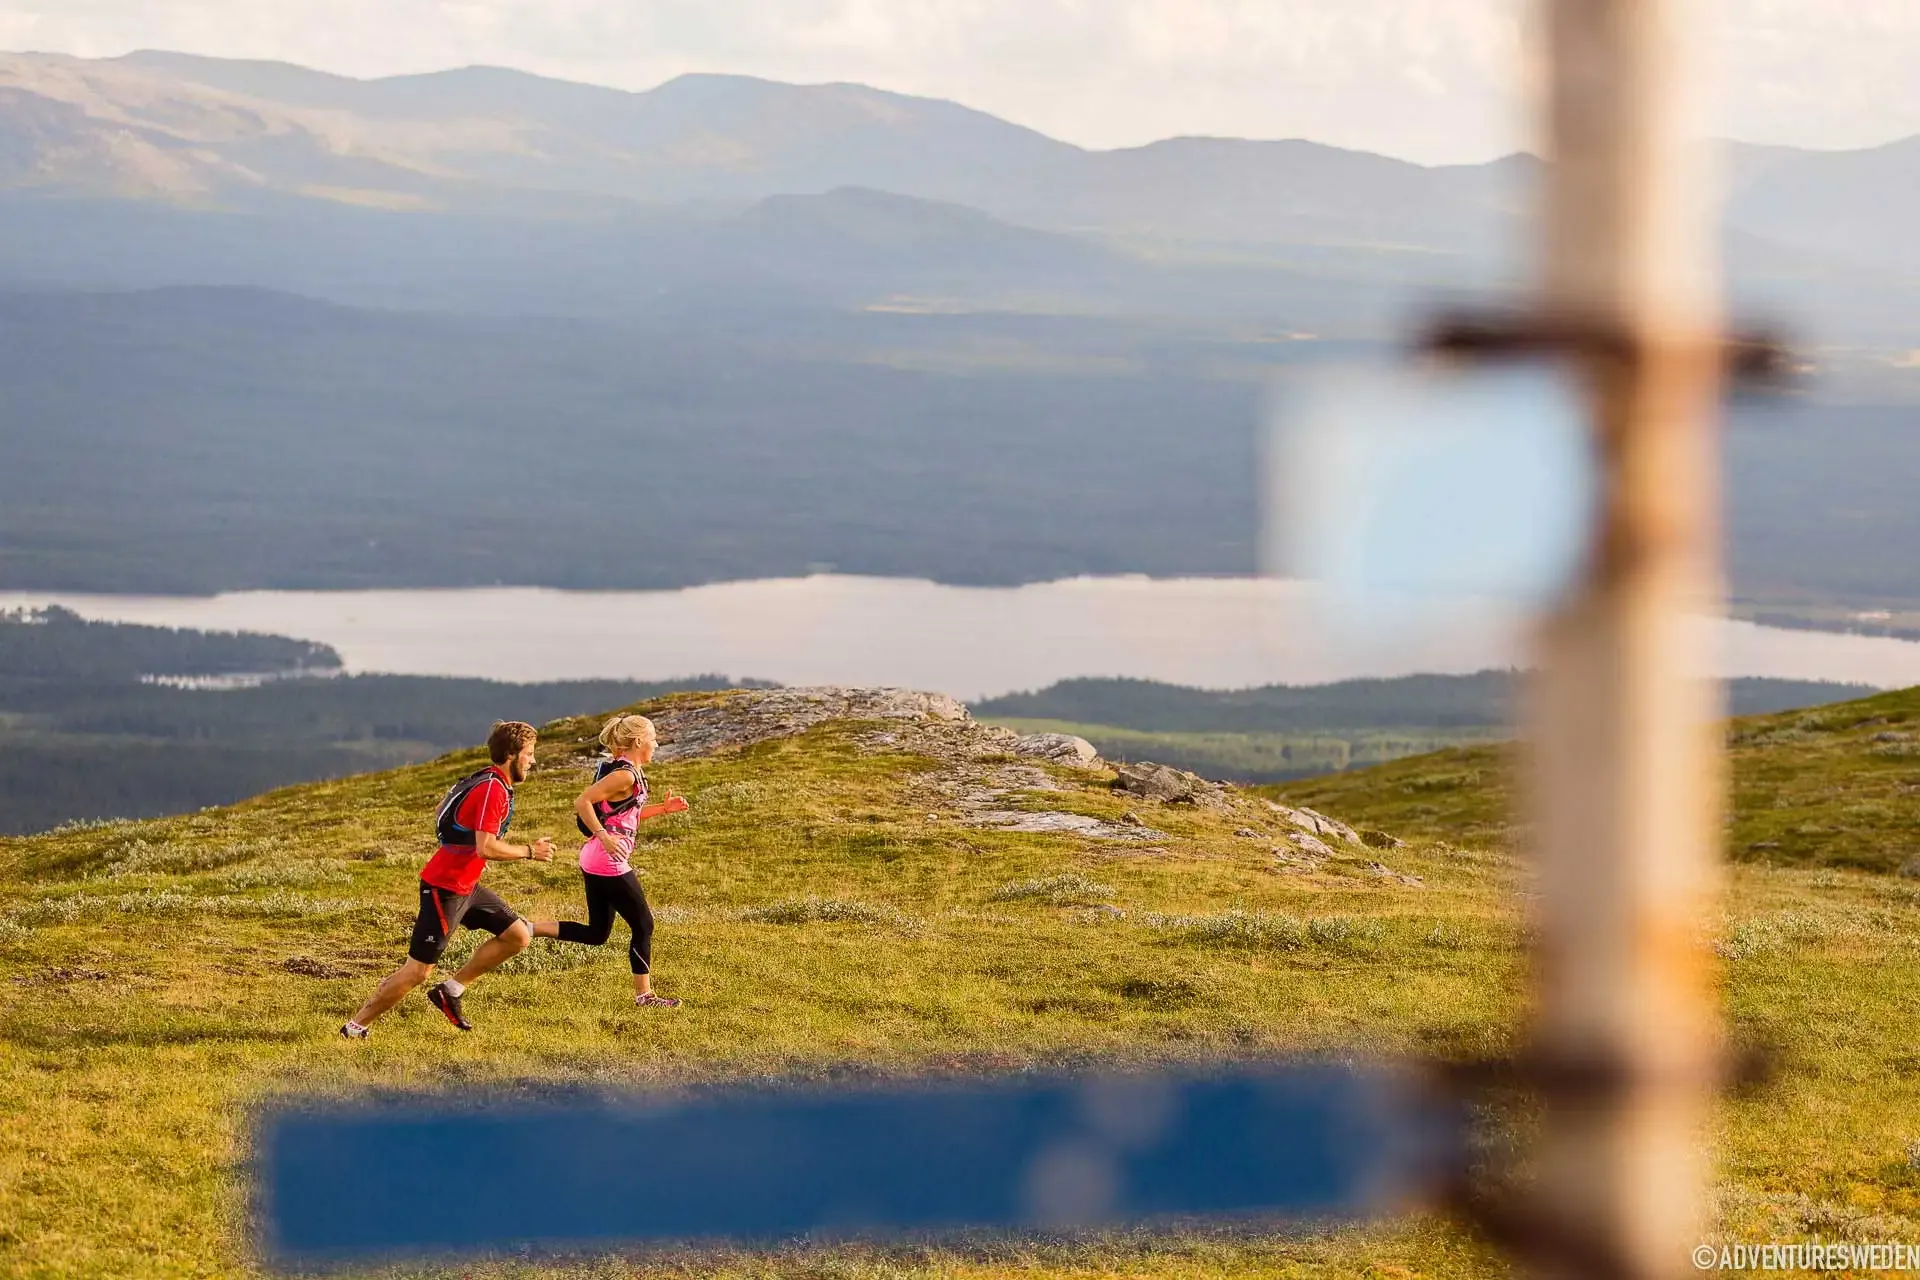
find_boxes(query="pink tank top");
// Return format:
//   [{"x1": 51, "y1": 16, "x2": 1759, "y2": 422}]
[{"x1": 579, "y1": 762, "x2": 646, "y2": 877}]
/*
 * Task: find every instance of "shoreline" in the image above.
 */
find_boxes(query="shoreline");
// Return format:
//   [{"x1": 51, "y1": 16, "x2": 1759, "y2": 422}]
[{"x1": 4, "y1": 577, "x2": 1917, "y2": 700}]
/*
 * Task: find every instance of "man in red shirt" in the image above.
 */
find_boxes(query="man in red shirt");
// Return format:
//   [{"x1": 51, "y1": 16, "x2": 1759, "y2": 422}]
[{"x1": 341, "y1": 721, "x2": 554, "y2": 1038}]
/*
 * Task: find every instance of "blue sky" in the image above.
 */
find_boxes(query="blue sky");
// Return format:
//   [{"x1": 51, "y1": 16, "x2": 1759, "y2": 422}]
[{"x1": 2, "y1": 0, "x2": 1917, "y2": 162}]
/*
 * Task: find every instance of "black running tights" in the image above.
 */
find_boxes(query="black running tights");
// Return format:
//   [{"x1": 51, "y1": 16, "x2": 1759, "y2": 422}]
[{"x1": 554, "y1": 871, "x2": 654, "y2": 974}]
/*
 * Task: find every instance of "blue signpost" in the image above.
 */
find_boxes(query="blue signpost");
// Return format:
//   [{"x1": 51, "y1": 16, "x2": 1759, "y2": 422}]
[{"x1": 259, "y1": 1064, "x2": 1461, "y2": 1267}]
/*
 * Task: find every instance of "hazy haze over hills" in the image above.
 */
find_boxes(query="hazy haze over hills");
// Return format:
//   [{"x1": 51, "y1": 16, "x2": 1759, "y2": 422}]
[
  {"x1": 0, "y1": 49, "x2": 1526, "y2": 251},
  {"x1": 6, "y1": 50, "x2": 1920, "y2": 312},
  {"x1": 9, "y1": 1, "x2": 1920, "y2": 161}
]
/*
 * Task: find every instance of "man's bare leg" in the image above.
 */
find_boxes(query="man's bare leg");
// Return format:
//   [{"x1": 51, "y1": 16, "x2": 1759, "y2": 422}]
[
  {"x1": 421, "y1": 922, "x2": 534, "y2": 1032},
  {"x1": 350, "y1": 958, "x2": 433, "y2": 1028},
  {"x1": 450, "y1": 920, "x2": 532, "y2": 988}
]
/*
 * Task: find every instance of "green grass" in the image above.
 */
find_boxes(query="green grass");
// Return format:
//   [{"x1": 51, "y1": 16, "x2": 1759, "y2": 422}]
[
  {"x1": 2, "y1": 688, "x2": 1919, "y2": 1276},
  {"x1": 1261, "y1": 747, "x2": 1518, "y2": 851},
  {"x1": 1268, "y1": 684, "x2": 1920, "y2": 874}
]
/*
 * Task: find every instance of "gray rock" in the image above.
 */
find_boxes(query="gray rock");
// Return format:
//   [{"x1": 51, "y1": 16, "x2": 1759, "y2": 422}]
[
  {"x1": 1265, "y1": 801, "x2": 1362, "y2": 845},
  {"x1": 1013, "y1": 732, "x2": 1102, "y2": 768},
  {"x1": 1349, "y1": 859, "x2": 1425, "y2": 887},
  {"x1": 1901, "y1": 856, "x2": 1920, "y2": 880},
  {"x1": 1234, "y1": 827, "x2": 1261, "y2": 839},
  {"x1": 1288, "y1": 832, "x2": 1336, "y2": 859},
  {"x1": 1361, "y1": 828, "x2": 1408, "y2": 850},
  {"x1": 1111, "y1": 761, "x2": 1231, "y2": 809},
  {"x1": 973, "y1": 810, "x2": 1167, "y2": 841},
  {"x1": 651, "y1": 687, "x2": 968, "y2": 762}
]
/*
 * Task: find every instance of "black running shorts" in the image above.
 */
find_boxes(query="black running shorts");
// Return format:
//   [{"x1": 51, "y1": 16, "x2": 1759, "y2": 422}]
[{"x1": 408, "y1": 880, "x2": 523, "y2": 965}]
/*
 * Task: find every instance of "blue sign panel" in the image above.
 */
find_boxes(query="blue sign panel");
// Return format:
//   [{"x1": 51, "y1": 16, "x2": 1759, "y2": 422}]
[
  {"x1": 1267, "y1": 364, "x2": 1598, "y2": 612},
  {"x1": 258, "y1": 1065, "x2": 1458, "y2": 1266}
]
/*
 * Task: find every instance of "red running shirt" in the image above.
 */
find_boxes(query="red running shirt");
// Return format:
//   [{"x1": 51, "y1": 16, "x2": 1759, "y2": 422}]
[{"x1": 420, "y1": 767, "x2": 512, "y2": 895}]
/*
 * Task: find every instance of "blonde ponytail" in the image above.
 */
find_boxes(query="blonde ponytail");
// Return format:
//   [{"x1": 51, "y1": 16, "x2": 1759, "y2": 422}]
[{"x1": 598, "y1": 714, "x2": 656, "y2": 754}]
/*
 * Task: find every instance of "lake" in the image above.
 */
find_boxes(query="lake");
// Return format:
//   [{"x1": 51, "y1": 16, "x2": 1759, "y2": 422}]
[{"x1": 6, "y1": 575, "x2": 1919, "y2": 701}]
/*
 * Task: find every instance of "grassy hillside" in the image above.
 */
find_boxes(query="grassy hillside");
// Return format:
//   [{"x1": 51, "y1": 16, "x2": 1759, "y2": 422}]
[
  {"x1": 0, "y1": 687, "x2": 1916, "y2": 1277},
  {"x1": 1271, "y1": 684, "x2": 1920, "y2": 874}
]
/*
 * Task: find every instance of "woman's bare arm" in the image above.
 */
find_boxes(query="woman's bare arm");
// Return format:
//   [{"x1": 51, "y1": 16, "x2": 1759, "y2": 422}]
[
  {"x1": 574, "y1": 768, "x2": 637, "y2": 845},
  {"x1": 636, "y1": 794, "x2": 690, "y2": 822}
]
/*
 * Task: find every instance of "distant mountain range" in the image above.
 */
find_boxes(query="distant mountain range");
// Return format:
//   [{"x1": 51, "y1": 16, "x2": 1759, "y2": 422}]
[
  {"x1": 4, "y1": 50, "x2": 1919, "y2": 333},
  {"x1": 2, "y1": 51, "x2": 1918, "y2": 608},
  {"x1": 0, "y1": 51, "x2": 1520, "y2": 247}
]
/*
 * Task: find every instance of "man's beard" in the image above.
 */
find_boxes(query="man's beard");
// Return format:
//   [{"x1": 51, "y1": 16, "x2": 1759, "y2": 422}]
[{"x1": 508, "y1": 759, "x2": 528, "y2": 783}]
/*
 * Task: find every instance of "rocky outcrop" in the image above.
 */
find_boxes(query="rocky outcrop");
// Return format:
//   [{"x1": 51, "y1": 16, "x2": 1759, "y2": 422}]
[
  {"x1": 1265, "y1": 802, "x2": 1362, "y2": 846},
  {"x1": 1110, "y1": 761, "x2": 1233, "y2": 810},
  {"x1": 1285, "y1": 831, "x2": 1337, "y2": 859},
  {"x1": 648, "y1": 687, "x2": 967, "y2": 762},
  {"x1": 972, "y1": 809, "x2": 1166, "y2": 841},
  {"x1": 579, "y1": 687, "x2": 1157, "y2": 844},
  {"x1": 1256, "y1": 800, "x2": 1422, "y2": 883},
  {"x1": 918, "y1": 754, "x2": 1168, "y2": 843},
  {"x1": 1012, "y1": 732, "x2": 1101, "y2": 768},
  {"x1": 561, "y1": 687, "x2": 1404, "y2": 862}
]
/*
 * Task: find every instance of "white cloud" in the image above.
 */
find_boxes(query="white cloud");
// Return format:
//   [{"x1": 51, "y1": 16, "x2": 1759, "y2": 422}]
[{"x1": 2, "y1": 0, "x2": 1917, "y2": 162}]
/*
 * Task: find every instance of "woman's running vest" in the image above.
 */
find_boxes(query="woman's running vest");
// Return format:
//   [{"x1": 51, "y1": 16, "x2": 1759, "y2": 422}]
[{"x1": 576, "y1": 758, "x2": 647, "y2": 837}]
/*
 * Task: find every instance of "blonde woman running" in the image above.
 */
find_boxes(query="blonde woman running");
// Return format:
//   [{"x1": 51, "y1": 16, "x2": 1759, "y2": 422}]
[{"x1": 533, "y1": 714, "x2": 688, "y2": 1007}]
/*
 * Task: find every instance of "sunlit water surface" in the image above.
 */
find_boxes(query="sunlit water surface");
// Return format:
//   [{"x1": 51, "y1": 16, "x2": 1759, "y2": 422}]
[{"x1": 5, "y1": 576, "x2": 1916, "y2": 701}]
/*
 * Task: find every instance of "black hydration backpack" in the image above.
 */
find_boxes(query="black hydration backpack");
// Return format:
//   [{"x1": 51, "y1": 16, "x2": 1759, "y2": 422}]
[
  {"x1": 435, "y1": 767, "x2": 514, "y2": 847},
  {"x1": 576, "y1": 759, "x2": 645, "y2": 837}
]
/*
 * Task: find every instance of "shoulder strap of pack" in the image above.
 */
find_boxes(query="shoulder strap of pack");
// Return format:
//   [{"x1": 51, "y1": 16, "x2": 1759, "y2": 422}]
[
  {"x1": 594, "y1": 759, "x2": 644, "y2": 816},
  {"x1": 439, "y1": 767, "x2": 501, "y2": 830},
  {"x1": 595, "y1": 758, "x2": 641, "y2": 785}
]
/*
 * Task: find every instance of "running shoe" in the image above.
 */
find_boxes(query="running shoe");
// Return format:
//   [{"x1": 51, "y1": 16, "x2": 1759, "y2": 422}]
[
  {"x1": 634, "y1": 993, "x2": 681, "y2": 1009},
  {"x1": 339, "y1": 1022, "x2": 368, "y2": 1040},
  {"x1": 427, "y1": 983, "x2": 473, "y2": 1031}
]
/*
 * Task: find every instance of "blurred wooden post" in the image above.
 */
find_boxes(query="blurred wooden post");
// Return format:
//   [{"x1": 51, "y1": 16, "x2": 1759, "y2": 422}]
[{"x1": 1527, "y1": 0, "x2": 1726, "y2": 1277}]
